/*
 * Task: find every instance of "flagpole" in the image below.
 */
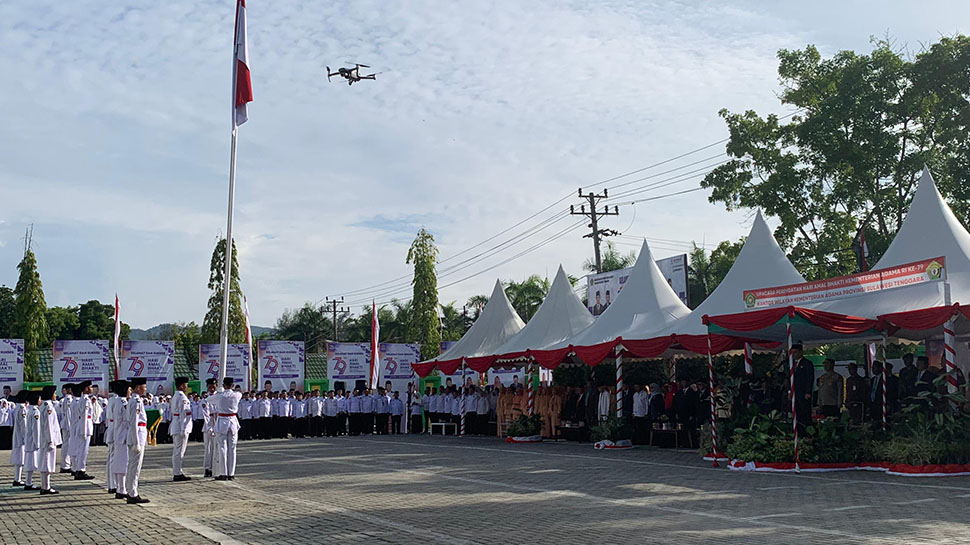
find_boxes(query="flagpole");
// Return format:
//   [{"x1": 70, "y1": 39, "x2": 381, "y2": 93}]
[{"x1": 218, "y1": 127, "x2": 238, "y2": 386}]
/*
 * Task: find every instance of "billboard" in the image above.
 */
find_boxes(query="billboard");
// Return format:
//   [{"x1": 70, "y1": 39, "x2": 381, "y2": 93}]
[
  {"x1": 743, "y1": 256, "x2": 946, "y2": 310},
  {"x1": 0, "y1": 339, "x2": 24, "y2": 395},
  {"x1": 258, "y1": 340, "x2": 305, "y2": 392},
  {"x1": 586, "y1": 253, "x2": 689, "y2": 315},
  {"x1": 53, "y1": 340, "x2": 110, "y2": 392},
  {"x1": 327, "y1": 342, "x2": 370, "y2": 392},
  {"x1": 378, "y1": 343, "x2": 419, "y2": 394},
  {"x1": 120, "y1": 340, "x2": 175, "y2": 396},
  {"x1": 198, "y1": 343, "x2": 250, "y2": 388}
]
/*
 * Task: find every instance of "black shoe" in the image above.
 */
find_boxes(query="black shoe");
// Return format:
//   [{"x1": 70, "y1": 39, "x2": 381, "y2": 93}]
[
  {"x1": 40, "y1": 489, "x2": 59, "y2": 495},
  {"x1": 228, "y1": 476, "x2": 234, "y2": 481},
  {"x1": 108, "y1": 488, "x2": 117, "y2": 494},
  {"x1": 204, "y1": 470, "x2": 212, "y2": 478},
  {"x1": 115, "y1": 493, "x2": 128, "y2": 500},
  {"x1": 214, "y1": 475, "x2": 229, "y2": 481},
  {"x1": 74, "y1": 472, "x2": 94, "y2": 481},
  {"x1": 173, "y1": 475, "x2": 192, "y2": 482},
  {"x1": 12, "y1": 481, "x2": 25, "y2": 487},
  {"x1": 24, "y1": 485, "x2": 40, "y2": 491},
  {"x1": 126, "y1": 496, "x2": 150, "y2": 504},
  {"x1": 59, "y1": 469, "x2": 73, "y2": 474}
]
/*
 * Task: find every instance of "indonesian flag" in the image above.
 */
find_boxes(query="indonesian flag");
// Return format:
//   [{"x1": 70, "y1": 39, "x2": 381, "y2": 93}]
[
  {"x1": 859, "y1": 229, "x2": 869, "y2": 272},
  {"x1": 232, "y1": 0, "x2": 253, "y2": 127},
  {"x1": 370, "y1": 301, "x2": 380, "y2": 389},
  {"x1": 243, "y1": 294, "x2": 254, "y2": 390},
  {"x1": 113, "y1": 294, "x2": 121, "y2": 380}
]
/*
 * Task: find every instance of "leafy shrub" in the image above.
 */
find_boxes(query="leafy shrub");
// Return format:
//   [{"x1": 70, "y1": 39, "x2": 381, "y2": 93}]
[
  {"x1": 506, "y1": 410, "x2": 542, "y2": 437},
  {"x1": 590, "y1": 416, "x2": 633, "y2": 442}
]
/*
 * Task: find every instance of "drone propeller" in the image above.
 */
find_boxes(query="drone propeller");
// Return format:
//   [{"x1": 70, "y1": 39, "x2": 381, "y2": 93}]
[
  {"x1": 346, "y1": 62, "x2": 370, "y2": 68},
  {"x1": 325, "y1": 66, "x2": 332, "y2": 81}
]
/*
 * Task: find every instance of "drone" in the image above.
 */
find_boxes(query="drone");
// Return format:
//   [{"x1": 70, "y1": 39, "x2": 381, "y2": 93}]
[{"x1": 326, "y1": 63, "x2": 379, "y2": 85}]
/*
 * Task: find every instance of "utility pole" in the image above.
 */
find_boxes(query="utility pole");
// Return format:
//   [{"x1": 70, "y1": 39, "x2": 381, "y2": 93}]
[
  {"x1": 570, "y1": 188, "x2": 620, "y2": 273},
  {"x1": 325, "y1": 296, "x2": 349, "y2": 341}
]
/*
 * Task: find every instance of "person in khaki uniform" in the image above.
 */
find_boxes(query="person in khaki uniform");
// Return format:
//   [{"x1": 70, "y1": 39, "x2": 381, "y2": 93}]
[{"x1": 816, "y1": 358, "x2": 844, "y2": 418}]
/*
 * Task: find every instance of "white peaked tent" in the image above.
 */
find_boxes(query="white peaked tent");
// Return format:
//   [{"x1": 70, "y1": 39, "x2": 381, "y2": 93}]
[
  {"x1": 661, "y1": 210, "x2": 805, "y2": 337},
  {"x1": 491, "y1": 265, "x2": 594, "y2": 360},
  {"x1": 526, "y1": 240, "x2": 691, "y2": 366},
  {"x1": 412, "y1": 279, "x2": 525, "y2": 376}
]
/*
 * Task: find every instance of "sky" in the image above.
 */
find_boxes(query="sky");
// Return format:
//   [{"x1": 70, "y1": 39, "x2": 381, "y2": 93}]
[{"x1": 1, "y1": 0, "x2": 967, "y2": 329}]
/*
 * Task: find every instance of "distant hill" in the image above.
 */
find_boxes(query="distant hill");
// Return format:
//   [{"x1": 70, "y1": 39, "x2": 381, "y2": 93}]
[{"x1": 129, "y1": 323, "x2": 275, "y2": 340}]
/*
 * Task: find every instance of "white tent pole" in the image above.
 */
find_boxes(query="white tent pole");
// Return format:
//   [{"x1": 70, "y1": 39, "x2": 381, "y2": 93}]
[
  {"x1": 787, "y1": 317, "x2": 799, "y2": 473},
  {"x1": 706, "y1": 334, "x2": 720, "y2": 467},
  {"x1": 615, "y1": 353, "x2": 623, "y2": 419}
]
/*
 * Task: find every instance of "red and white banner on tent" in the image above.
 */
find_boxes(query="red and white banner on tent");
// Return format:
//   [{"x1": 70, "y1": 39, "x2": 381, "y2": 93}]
[
  {"x1": 743, "y1": 256, "x2": 946, "y2": 310},
  {"x1": 232, "y1": 0, "x2": 252, "y2": 127}
]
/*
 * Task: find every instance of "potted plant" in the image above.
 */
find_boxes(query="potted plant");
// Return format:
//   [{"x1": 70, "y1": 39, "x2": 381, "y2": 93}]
[
  {"x1": 590, "y1": 416, "x2": 634, "y2": 449},
  {"x1": 505, "y1": 409, "x2": 543, "y2": 443}
]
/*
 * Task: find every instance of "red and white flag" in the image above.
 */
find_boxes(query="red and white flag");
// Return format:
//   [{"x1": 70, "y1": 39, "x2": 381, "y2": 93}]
[
  {"x1": 370, "y1": 301, "x2": 380, "y2": 389},
  {"x1": 113, "y1": 294, "x2": 121, "y2": 380},
  {"x1": 232, "y1": 0, "x2": 253, "y2": 127},
  {"x1": 243, "y1": 294, "x2": 254, "y2": 390},
  {"x1": 859, "y1": 229, "x2": 869, "y2": 272}
]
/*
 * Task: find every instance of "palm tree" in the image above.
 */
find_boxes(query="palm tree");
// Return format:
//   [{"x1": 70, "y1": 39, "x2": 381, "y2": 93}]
[
  {"x1": 504, "y1": 275, "x2": 551, "y2": 322},
  {"x1": 582, "y1": 241, "x2": 637, "y2": 273}
]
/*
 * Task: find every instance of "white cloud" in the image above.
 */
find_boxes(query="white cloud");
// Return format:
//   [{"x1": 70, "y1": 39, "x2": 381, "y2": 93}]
[{"x1": 1, "y1": 0, "x2": 967, "y2": 327}]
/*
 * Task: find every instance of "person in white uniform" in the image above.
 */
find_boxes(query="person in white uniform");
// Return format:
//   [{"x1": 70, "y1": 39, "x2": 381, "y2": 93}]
[
  {"x1": 9, "y1": 391, "x2": 27, "y2": 487},
  {"x1": 23, "y1": 391, "x2": 42, "y2": 491},
  {"x1": 201, "y1": 378, "x2": 217, "y2": 477},
  {"x1": 38, "y1": 386, "x2": 62, "y2": 495},
  {"x1": 125, "y1": 377, "x2": 150, "y2": 504},
  {"x1": 57, "y1": 384, "x2": 74, "y2": 473},
  {"x1": 103, "y1": 381, "x2": 119, "y2": 493},
  {"x1": 169, "y1": 377, "x2": 194, "y2": 481},
  {"x1": 72, "y1": 381, "x2": 95, "y2": 480},
  {"x1": 110, "y1": 380, "x2": 130, "y2": 500},
  {"x1": 214, "y1": 377, "x2": 242, "y2": 481}
]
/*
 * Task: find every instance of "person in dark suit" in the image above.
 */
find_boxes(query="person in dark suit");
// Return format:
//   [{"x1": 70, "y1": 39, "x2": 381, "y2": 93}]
[
  {"x1": 898, "y1": 353, "x2": 918, "y2": 402},
  {"x1": 884, "y1": 361, "x2": 900, "y2": 415},
  {"x1": 583, "y1": 382, "x2": 598, "y2": 426},
  {"x1": 914, "y1": 356, "x2": 938, "y2": 395},
  {"x1": 791, "y1": 343, "x2": 815, "y2": 435}
]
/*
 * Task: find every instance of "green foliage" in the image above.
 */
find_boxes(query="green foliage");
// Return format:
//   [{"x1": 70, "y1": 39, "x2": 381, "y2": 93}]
[
  {"x1": 201, "y1": 238, "x2": 247, "y2": 345},
  {"x1": 504, "y1": 274, "x2": 551, "y2": 322},
  {"x1": 590, "y1": 416, "x2": 633, "y2": 442},
  {"x1": 583, "y1": 241, "x2": 637, "y2": 274},
  {"x1": 506, "y1": 410, "x2": 542, "y2": 437},
  {"x1": 407, "y1": 229, "x2": 441, "y2": 361},
  {"x1": 687, "y1": 239, "x2": 744, "y2": 308},
  {"x1": 702, "y1": 36, "x2": 970, "y2": 280},
  {"x1": 552, "y1": 364, "x2": 590, "y2": 388},
  {"x1": 0, "y1": 286, "x2": 14, "y2": 338},
  {"x1": 275, "y1": 303, "x2": 333, "y2": 352},
  {"x1": 170, "y1": 322, "x2": 202, "y2": 369},
  {"x1": 13, "y1": 250, "x2": 47, "y2": 381}
]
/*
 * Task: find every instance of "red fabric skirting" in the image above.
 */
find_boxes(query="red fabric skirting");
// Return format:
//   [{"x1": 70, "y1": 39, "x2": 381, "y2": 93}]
[{"x1": 704, "y1": 306, "x2": 878, "y2": 335}]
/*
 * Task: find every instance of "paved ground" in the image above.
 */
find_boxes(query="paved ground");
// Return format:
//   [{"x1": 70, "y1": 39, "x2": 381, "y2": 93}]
[{"x1": 3, "y1": 435, "x2": 970, "y2": 544}]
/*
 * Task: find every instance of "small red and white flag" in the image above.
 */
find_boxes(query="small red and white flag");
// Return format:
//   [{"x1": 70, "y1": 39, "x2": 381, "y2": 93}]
[
  {"x1": 113, "y1": 294, "x2": 121, "y2": 380},
  {"x1": 859, "y1": 229, "x2": 869, "y2": 272},
  {"x1": 370, "y1": 301, "x2": 380, "y2": 389},
  {"x1": 232, "y1": 0, "x2": 253, "y2": 127}
]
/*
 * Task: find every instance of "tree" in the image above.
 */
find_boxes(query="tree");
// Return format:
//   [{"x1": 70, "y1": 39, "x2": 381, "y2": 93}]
[
  {"x1": 13, "y1": 249, "x2": 48, "y2": 381},
  {"x1": 201, "y1": 238, "x2": 247, "y2": 345},
  {"x1": 687, "y1": 240, "x2": 744, "y2": 308},
  {"x1": 407, "y1": 229, "x2": 441, "y2": 361},
  {"x1": 465, "y1": 294, "x2": 489, "y2": 321},
  {"x1": 0, "y1": 286, "x2": 14, "y2": 338},
  {"x1": 76, "y1": 300, "x2": 130, "y2": 340},
  {"x1": 171, "y1": 321, "x2": 202, "y2": 369},
  {"x1": 439, "y1": 302, "x2": 469, "y2": 342},
  {"x1": 46, "y1": 306, "x2": 80, "y2": 340},
  {"x1": 582, "y1": 241, "x2": 637, "y2": 274},
  {"x1": 701, "y1": 37, "x2": 970, "y2": 280},
  {"x1": 274, "y1": 303, "x2": 332, "y2": 353},
  {"x1": 504, "y1": 274, "x2": 551, "y2": 322}
]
